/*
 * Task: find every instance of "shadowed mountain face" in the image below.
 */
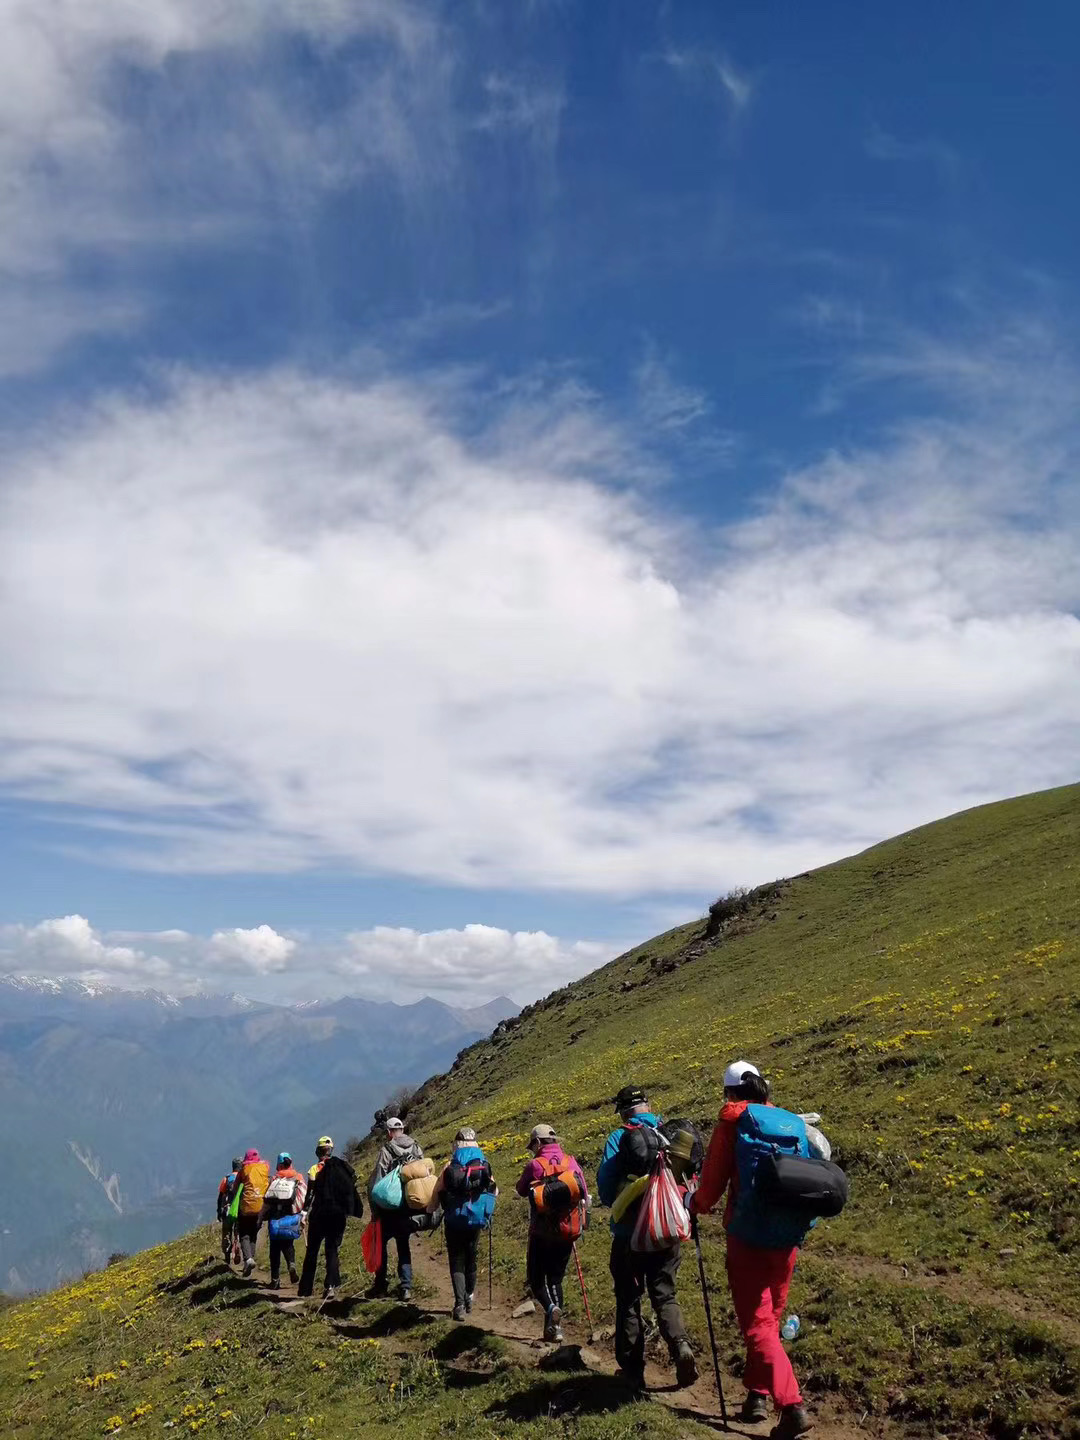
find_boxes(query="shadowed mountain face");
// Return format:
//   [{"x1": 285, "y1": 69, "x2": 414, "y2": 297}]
[{"x1": 0, "y1": 979, "x2": 517, "y2": 1292}]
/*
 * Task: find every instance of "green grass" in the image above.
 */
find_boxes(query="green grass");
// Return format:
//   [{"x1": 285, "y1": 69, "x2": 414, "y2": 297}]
[
  {"x1": 376, "y1": 782, "x2": 1080, "y2": 1438},
  {"x1": 4, "y1": 783, "x2": 1080, "y2": 1437},
  {"x1": 0, "y1": 1228, "x2": 686, "y2": 1440}
]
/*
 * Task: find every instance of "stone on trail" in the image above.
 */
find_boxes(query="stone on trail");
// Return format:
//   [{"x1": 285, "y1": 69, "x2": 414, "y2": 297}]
[{"x1": 512, "y1": 1299, "x2": 537, "y2": 1318}]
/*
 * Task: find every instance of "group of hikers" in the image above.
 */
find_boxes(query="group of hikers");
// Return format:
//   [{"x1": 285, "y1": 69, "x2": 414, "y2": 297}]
[{"x1": 216, "y1": 1061, "x2": 847, "y2": 1440}]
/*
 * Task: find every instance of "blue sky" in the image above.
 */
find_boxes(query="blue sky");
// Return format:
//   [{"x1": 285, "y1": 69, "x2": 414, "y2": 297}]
[{"x1": 0, "y1": 1, "x2": 1078, "y2": 1005}]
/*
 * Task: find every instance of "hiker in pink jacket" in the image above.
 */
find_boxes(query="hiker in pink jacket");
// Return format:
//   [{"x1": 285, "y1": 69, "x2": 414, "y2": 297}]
[{"x1": 516, "y1": 1124, "x2": 589, "y2": 1341}]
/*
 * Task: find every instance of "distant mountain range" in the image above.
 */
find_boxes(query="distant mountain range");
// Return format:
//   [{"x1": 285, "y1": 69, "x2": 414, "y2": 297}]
[{"x1": 0, "y1": 976, "x2": 518, "y2": 1292}]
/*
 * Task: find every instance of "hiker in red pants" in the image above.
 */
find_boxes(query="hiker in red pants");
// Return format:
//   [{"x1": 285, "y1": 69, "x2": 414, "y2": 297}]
[{"x1": 690, "y1": 1061, "x2": 812, "y2": 1440}]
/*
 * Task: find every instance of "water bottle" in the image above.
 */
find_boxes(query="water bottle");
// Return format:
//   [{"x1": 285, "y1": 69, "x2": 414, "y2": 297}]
[{"x1": 781, "y1": 1314, "x2": 800, "y2": 1341}]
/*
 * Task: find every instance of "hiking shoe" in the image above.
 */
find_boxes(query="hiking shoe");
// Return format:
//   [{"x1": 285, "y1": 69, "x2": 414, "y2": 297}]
[
  {"x1": 465, "y1": 1292, "x2": 475, "y2": 1313},
  {"x1": 741, "y1": 1392, "x2": 769, "y2": 1423},
  {"x1": 770, "y1": 1404, "x2": 812, "y2": 1440},
  {"x1": 674, "y1": 1342, "x2": 698, "y2": 1388},
  {"x1": 269, "y1": 1279, "x2": 281, "y2": 1290},
  {"x1": 288, "y1": 1267, "x2": 299, "y2": 1285},
  {"x1": 452, "y1": 1303, "x2": 466, "y2": 1322},
  {"x1": 322, "y1": 1286, "x2": 337, "y2": 1301},
  {"x1": 242, "y1": 1258, "x2": 255, "y2": 1277},
  {"x1": 399, "y1": 1286, "x2": 412, "y2": 1302},
  {"x1": 543, "y1": 1304, "x2": 561, "y2": 1341}
]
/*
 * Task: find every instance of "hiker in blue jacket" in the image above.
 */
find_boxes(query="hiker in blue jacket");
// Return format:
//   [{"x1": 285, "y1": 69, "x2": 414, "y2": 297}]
[
  {"x1": 430, "y1": 1126, "x2": 497, "y2": 1320},
  {"x1": 598, "y1": 1084, "x2": 697, "y2": 1392}
]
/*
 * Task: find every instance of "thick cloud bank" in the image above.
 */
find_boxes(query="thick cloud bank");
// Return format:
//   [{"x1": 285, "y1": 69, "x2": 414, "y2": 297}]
[{"x1": 1, "y1": 352, "x2": 1078, "y2": 899}]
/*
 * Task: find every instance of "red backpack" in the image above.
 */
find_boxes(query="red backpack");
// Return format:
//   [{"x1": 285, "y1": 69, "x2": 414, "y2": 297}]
[{"x1": 530, "y1": 1157, "x2": 586, "y2": 1241}]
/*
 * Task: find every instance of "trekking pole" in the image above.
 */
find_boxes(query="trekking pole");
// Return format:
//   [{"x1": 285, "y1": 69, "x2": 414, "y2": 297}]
[
  {"x1": 488, "y1": 1219, "x2": 494, "y2": 1310},
  {"x1": 693, "y1": 1221, "x2": 729, "y2": 1429},
  {"x1": 571, "y1": 1243, "x2": 594, "y2": 1333}
]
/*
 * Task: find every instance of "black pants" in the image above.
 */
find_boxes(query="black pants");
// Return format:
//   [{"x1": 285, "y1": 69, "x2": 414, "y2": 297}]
[
  {"x1": 609, "y1": 1235, "x2": 689, "y2": 1377},
  {"x1": 298, "y1": 1211, "x2": 347, "y2": 1295},
  {"x1": 527, "y1": 1231, "x2": 571, "y2": 1313},
  {"x1": 268, "y1": 1232, "x2": 297, "y2": 1282},
  {"x1": 446, "y1": 1226, "x2": 480, "y2": 1308},
  {"x1": 220, "y1": 1218, "x2": 234, "y2": 1259},
  {"x1": 237, "y1": 1214, "x2": 261, "y2": 1265},
  {"x1": 376, "y1": 1213, "x2": 413, "y2": 1289}
]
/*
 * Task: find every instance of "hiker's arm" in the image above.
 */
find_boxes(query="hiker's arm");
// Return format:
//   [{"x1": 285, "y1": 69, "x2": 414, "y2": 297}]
[
  {"x1": 690, "y1": 1120, "x2": 733, "y2": 1215},
  {"x1": 515, "y1": 1161, "x2": 535, "y2": 1198},
  {"x1": 595, "y1": 1134, "x2": 621, "y2": 1207}
]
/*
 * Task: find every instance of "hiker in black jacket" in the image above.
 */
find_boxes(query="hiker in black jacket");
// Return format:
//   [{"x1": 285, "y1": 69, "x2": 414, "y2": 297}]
[{"x1": 297, "y1": 1136, "x2": 362, "y2": 1300}]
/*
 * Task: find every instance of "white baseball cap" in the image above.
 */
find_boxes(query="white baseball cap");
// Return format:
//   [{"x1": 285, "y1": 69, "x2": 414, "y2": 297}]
[
  {"x1": 385, "y1": 1116, "x2": 404, "y2": 1131},
  {"x1": 723, "y1": 1060, "x2": 761, "y2": 1089}
]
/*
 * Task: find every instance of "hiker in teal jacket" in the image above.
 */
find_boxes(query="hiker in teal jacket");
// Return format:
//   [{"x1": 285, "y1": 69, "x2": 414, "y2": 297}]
[{"x1": 598, "y1": 1085, "x2": 697, "y2": 1392}]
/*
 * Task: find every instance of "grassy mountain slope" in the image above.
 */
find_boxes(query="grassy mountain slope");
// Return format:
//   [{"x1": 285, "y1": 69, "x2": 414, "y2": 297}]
[
  {"x1": 3, "y1": 784, "x2": 1078, "y2": 1440},
  {"x1": 382, "y1": 782, "x2": 1080, "y2": 1437}
]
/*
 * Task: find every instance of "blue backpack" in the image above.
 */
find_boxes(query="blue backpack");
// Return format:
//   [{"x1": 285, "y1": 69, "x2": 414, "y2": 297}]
[
  {"x1": 443, "y1": 1146, "x2": 496, "y2": 1230},
  {"x1": 730, "y1": 1104, "x2": 816, "y2": 1249},
  {"x1": 268, "y1": 1212, "x2": 303, "y2": 1240}
]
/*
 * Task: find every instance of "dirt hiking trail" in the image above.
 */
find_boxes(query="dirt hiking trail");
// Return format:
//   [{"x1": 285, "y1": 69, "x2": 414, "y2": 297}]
[{"x1": 236, "y1": 1236, "x2": 880, "y2": 1440}]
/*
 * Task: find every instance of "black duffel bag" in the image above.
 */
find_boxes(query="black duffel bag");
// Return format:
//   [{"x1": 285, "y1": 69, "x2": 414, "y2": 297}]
[{"x1": 755, "y1": 1153, "x2": 849, "y2": 1218}]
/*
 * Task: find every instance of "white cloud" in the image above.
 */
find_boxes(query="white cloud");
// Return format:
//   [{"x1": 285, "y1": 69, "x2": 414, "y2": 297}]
[
  {"x1": 0, "y1": 0, "x2": 451, "y2": 371},
  {"x1": 208, "y1": 925, "x2": 296, "y2": 974},
  {"x1": 336, "y1": 924, "x2": 611, "y2": 1002},
  {"x1": 0, "y1": 331, "x2": 1078, "y2": 903},
  {"x1": 658, "y1": 47, "x2": 753, "y2": 113},
  {"x1": 0, "y1": 915, "x2": 611, "y2": 1005}
]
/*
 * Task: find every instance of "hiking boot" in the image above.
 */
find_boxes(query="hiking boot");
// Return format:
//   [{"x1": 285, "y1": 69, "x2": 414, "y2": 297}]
[
  {"x1": 770, "y1": 1404, "x2": 812, "y2": 1440},
  {"x1": 674, "y1": 1342, "x2": 698, "y2": 1388},
  {"x1": 399, "y1": 1286, "x2": 412, "y2": 1302},
  {"x1": 322, "y1": 1286, "x2": 337, "y2": 1301},
  {"x1": 242, "y1": 1258, "x2": 255, "y2": 1277},
  {"x1": 543, "y1": 1304, "x2": 561, "y2": 1341},
  {"x1": 741, "y1": 1392, "x2": 769, "y2": 1424},
  {"x1": 452, "y1": 1303, "x2": 466, "y2": 1322},
  {"x1": 269, "y1": 1278, "x2": 281, "y2": 1290},
  {"x1": 465, "y1": 1292, "x2": 474, "y2": 1313},
  {"x1": 288, "y1": 1267, "x2": 299, "y2": 1285}
]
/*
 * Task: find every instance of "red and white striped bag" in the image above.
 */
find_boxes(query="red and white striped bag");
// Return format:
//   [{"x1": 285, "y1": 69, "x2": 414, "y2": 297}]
[{"x1": 630, "y1": 1152, "x2": 692, "y2": 1252}]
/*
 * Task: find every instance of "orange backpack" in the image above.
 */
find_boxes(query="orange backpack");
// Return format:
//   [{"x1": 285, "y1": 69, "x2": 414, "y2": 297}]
[{"x1": 530, "y1": 1158, "x2": 586, "y2": 1241}]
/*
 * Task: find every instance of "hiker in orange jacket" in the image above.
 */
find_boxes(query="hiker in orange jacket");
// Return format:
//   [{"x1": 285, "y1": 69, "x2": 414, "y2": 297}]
[
  {"x1": 690, "y1": 1062, "x2": 811, "y2": 1440},
  {"x1": 230, "y1": 1148, "x2": 270, "y2": 1277}
]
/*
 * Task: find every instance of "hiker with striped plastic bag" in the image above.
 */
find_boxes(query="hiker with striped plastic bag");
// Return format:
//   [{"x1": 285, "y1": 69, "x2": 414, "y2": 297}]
[{"x1": 597, "y1": 1085, "x2": 698, "y2": 1392}]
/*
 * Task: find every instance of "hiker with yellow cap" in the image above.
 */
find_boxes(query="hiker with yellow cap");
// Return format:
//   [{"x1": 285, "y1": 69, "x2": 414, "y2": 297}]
[{"x1": 516, "y1": 1123, "x2": 589, "y2": 1341}]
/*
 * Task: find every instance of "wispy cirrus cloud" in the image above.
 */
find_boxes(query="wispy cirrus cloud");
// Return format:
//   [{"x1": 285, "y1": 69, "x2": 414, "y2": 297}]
[
  {"x1": 657, "y1": 45, "x2": 753, "y2": 113},
  {"x1": 0, "y1": 0, "x2": 455, "y2": 373}
]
